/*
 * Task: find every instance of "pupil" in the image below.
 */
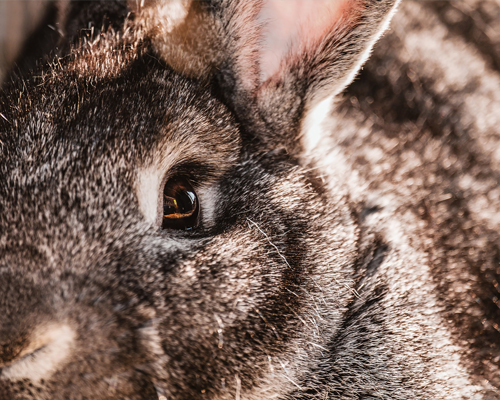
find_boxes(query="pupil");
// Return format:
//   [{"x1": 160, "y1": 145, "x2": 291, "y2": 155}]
[
  {"x1": 178, "y1": 191, "x2": 195, "y2": 214},
  {"x1": 162, "y1": 177, "x2": 199, "y2": 230},
  {"x1": 163, "y1": 190, "x2": 195, "y2": 217}
]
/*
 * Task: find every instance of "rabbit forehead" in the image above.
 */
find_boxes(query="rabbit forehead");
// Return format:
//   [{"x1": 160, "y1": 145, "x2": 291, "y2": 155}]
[{"x1": 0, "y1": 55, "x2": 240, "y2": 234}]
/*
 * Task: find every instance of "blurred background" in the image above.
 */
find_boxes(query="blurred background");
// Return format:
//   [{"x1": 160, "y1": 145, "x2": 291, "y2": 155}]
[{"x1": 0, "y1": 0, "x2": 49, "y2": 82}]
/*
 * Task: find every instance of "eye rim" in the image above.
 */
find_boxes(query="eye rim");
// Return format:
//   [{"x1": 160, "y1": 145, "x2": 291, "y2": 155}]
[{"x1": 160, "y1": 175, "x2": 200, "y2": 231}]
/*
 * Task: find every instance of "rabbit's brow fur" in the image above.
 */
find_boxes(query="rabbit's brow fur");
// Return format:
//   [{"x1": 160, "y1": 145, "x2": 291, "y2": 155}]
[{"x1": 0, "y1": 0, "x2": 499, "y2": 399}]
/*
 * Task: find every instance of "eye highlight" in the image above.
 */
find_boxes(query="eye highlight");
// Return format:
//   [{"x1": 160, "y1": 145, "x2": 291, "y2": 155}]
[{"x1": 162, "y1": 176, "x2": 199, "y2": 230}]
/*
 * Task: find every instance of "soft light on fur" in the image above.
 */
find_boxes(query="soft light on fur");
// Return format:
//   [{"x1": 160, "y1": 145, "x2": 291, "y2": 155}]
[{"x1": 0, "y1": 0, "x2": 499, "y2": 399}]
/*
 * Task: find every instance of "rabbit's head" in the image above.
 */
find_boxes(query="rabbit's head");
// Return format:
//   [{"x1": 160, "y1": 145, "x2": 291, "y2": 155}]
[{"x1": 0, "y1": 1, "x2": 398, "y2": 399}]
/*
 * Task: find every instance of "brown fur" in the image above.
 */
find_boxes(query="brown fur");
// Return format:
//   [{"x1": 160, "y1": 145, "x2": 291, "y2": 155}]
[{"x1": 0, "y1": 1, "x2": 499, "y2": 399}]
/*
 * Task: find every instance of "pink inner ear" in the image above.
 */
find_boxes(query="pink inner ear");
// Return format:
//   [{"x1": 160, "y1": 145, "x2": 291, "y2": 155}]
[{"x1": 259, "y1": 0, "x2": 358, "y2": 81}]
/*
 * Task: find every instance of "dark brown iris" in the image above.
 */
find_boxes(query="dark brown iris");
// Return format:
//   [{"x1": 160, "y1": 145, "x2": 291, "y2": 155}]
[{"x1": 162, "y1": 176, "x2": 199, "y2": 230}]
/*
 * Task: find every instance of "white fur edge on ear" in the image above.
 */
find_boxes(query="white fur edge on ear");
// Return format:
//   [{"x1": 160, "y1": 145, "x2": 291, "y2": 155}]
[
  {"x1": 300, "y1": 0, "x2": 401, "y2": 154},
  {"x1": 328, "y1": 0, "x2": 401, "y2": 99},
  {"x1": 300, "y1": 94, "x2": 335, "y2": 155}
]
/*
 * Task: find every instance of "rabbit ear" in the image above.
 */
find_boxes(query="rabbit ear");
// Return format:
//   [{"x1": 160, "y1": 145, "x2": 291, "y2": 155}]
[
  {"x1": 130, "y1": 0, "x2": 261, "y2": 83},
  {"x1": 215, "y1": 0, "x2": 400, "y2": 151},
  {"x1": 254, "y1": 0, "x2": 400, "y2": 150},
  {"x1": 258, "y1": 0, "x2": 400, "y2": 96}
]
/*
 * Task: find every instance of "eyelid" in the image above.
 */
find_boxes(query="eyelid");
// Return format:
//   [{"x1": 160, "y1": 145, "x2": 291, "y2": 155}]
[{"x1": 166, "y1": 160, "x2": 218, "y2": 185}]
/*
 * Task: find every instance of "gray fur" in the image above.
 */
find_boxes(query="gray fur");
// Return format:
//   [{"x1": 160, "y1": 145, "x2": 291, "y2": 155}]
[{"x1": 0, "y1": 1, "x2": 499, "y2": 399}]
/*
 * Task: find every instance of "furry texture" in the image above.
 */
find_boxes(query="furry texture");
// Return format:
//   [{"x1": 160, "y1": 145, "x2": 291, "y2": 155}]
[{"x1": 0, "y1": 1, "x2": 498, "y2": 399}]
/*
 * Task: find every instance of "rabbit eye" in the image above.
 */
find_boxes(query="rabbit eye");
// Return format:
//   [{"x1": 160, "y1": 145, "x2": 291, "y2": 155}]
[{"x1": 162, "y1": 176, "x2": 199, "y2": 230}]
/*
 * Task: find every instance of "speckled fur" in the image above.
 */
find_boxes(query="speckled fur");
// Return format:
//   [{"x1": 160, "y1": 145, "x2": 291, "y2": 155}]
[{"x1": 0, "y1": 1, "x2": 498, "y2": 399}]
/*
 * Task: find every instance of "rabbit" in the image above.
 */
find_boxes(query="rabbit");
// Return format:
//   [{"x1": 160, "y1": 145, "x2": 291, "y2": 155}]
[{"x1": 0, "y1": 0, "x2": 499, "y2": 399}]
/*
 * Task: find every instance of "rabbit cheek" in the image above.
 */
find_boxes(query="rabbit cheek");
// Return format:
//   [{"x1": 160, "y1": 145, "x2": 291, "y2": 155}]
[{"x1": 150, "y1": 163, "x2": 357, "y2": 398}]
